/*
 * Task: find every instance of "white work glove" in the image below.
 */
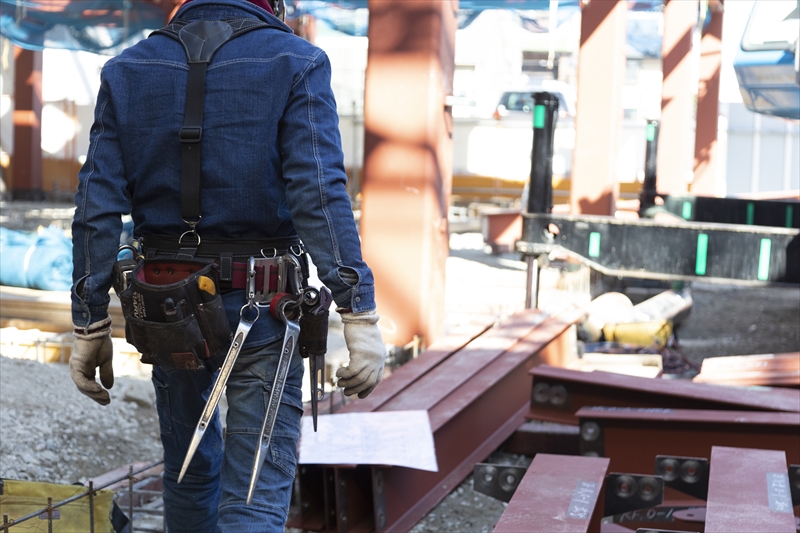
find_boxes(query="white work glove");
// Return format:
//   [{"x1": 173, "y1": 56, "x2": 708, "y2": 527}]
[
  {"x1": 336, "y1": 310, "x2": 386, "y2": 399},
  {"x1": 70, "y1": 317, "x2": 114, "y2": 406}
]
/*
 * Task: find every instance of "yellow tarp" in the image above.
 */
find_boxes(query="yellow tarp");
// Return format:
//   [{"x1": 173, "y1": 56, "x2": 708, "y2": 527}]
[
  {"x1": 0, "y1": 478, "x2": 114, "y2": 532},
  {"x1": 602, "y1": 319, "x2": 672, "y2": 350}
]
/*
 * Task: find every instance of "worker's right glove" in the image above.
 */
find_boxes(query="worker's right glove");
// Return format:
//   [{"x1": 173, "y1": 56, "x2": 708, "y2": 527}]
[
  {"x1": 70, "y1": 317, "x2": 114, "y2": 406},
  {"x1": 336, "y1": 310, "x2": 386, "y2": 399}
]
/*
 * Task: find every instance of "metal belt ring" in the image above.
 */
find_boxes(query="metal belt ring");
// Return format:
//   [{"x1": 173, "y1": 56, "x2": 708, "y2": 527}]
[
  {"x1": 179, "y1": 230, "x2": 201, "y2": 246},
  {"x1": 261, "y1": 247, "x2": 278, "y2": 259}
]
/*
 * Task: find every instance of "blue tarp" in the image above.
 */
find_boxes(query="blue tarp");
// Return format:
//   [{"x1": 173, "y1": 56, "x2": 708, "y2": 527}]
[
  {"x1": 1, "y1": 0, "x2": 668, "y2": 55},
  {"x1": 0, "y1": 225, "x2": 73, "y2": 291}
]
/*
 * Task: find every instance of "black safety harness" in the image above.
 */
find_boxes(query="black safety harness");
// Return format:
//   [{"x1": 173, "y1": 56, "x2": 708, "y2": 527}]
[{"x1": 139, "y1": 17, "x2": 308, "y2": 291}]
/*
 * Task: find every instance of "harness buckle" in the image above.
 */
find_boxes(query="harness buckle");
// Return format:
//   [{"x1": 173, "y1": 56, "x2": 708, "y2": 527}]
[
  {"x1": 179, "y1": 218, "x2": 202, "y2": 246},
  {"x1": 179, "y1": 126, "x2": 202, "y2": 143}
]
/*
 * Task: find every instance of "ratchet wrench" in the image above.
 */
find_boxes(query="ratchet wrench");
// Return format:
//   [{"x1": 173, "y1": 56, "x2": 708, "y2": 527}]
[{"x1": 247, "y1": 291, "x2": 301, "y2": 504}]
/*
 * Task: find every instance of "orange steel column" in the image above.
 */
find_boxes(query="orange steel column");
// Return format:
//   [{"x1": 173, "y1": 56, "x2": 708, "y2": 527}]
[
  {"x1": 570, "y1": 0, "x2": 627, "y2": 216},
  {"x1": 360, "y1": 0, "x2": 457, "y2": 347},
  {"x1": 657, "y1": 0, "x2": 698, "y2": 194},
  {"x1": 692, "y1": 0, "x2": 723, "y2": 196},
  {"x1": 11, "y1": 47, "x2": 44, "y2": 200}
]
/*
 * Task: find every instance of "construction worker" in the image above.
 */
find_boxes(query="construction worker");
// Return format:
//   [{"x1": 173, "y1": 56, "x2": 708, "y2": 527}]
[{"x1": 68, "y1": 0, "x2": 386, "y2": 531}]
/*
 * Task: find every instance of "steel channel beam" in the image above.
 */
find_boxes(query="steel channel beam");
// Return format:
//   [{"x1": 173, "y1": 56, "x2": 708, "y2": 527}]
[
  {"x1": 576, "y1": 408, "x2": 800, "y2": 477},
  {"x1": 292, "y1": 307, "x2": 584, "y2": 532},
  {"x1": 493, "y1": 454, "x2": 610, "y2": 533},
  {"x1": 705, "y1": 446, "x2": 796, "y2": 533},
  {"x1": 527, "y1": 365, "x2": 800, "y2": 426},
  {"x1": 516, "y1": 213, "x2": 800, "y2": 284},
  {"x1": 656, "y1": 195, "x2": 800, "y2": 229}
]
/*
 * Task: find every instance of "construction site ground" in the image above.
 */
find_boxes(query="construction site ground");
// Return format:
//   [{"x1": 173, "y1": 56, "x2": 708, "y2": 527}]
[{"x1": 1, "y1": 202, "x2": 799, "y2": 532}]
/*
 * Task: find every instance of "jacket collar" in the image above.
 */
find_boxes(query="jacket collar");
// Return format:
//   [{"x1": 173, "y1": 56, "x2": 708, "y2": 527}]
[{"x1": 174, "y1": 0, "x2": 293, "y2": 34}]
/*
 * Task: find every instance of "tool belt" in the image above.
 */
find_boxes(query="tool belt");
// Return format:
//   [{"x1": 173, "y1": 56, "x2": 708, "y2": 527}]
[
  {"x1": 139, "y1": 234, "x2": 308, "y2": 294},
  {"x1": 117, "y1": 257, "x2": 232, "y2": 370}
]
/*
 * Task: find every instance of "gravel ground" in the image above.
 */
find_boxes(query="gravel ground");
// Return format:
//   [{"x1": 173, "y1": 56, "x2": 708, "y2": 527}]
[
  {"x1": 1, "y1": 205, "x2": 798, "y2": 532},
  {"x1": 0, "y1": 356, "x2": 162, "y2": 485}
]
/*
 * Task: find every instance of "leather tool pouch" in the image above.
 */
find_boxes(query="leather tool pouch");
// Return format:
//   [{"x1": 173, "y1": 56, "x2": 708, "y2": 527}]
[{"x1": 118, "y1": 258, "x2": 232, "y2": 370}]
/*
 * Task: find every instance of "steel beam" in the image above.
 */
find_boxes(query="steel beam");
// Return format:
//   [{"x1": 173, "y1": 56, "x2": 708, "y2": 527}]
[
  {"x1": 11, "y1": 46, "x2": 44, "y2": 200},
  {"x1": 527, "y1": 365, "x2": 800, "y2": 426},
  {"x1": 570, "y1": 0, "x2": 627, "y2": 215},
  {"x1": 492, "y1": 454, "x2": 610, "y2": 533},
  {"x1": 359, "y1": 0, "x2": 457, "y2": 347},
  {"x1": 653, "y1": 194, "x2": 800, "y2": 229},
  {"x1": 576, "y1": 408, "x2": 800, "y2": 477},
  {"x1": 705, "y1": 446, "x2": 795, "y2": 533},
  {"x1": 517, "y1": 213, "x2": 800, "y2": 284},
  {"x1": 657, "y1": 0, "x2": 698, "y2": 195},
  {"x1": 290, "y1": 307, "x2": 585, "y2": 532},
  {"x1": 692, "y1": 0, "x2": 724, "y2": 196}
]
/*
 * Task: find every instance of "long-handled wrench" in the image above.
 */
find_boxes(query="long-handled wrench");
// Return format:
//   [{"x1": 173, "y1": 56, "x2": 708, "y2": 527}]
[
  {"x1": 178, "y1": 258, "x2": 261, "y2": 483},
  {"x1": 246, "y1": 292, "x2": 301, "y2": 505}
]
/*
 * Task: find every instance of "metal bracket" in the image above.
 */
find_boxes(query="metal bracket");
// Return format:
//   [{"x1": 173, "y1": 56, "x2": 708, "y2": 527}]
[
  {"x1": 790, "y1": 464, "x2": 800, "y2": 506},
  {"x1": 654, "y1": 455, "x2": 709, "y2": 501},
  {"x1": 604, "y1": 473, "x2": 665, "y2": 517},
  {"x1": 472, "y1": 463, "x2": 527, "y2": 503}
]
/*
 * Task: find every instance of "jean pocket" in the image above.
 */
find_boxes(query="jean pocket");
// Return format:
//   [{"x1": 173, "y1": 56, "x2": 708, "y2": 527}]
[
  {"x1": 152, "y1": 371, "x2": 173, "y2": 436},
  {"x1": 268, "y1": 402, "x2": 303, "y2": 479}
]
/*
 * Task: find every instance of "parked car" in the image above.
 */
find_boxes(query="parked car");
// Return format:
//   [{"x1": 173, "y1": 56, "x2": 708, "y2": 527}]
[{"x1": 493, "y1": 82, "x2": 576, "y2": 121}]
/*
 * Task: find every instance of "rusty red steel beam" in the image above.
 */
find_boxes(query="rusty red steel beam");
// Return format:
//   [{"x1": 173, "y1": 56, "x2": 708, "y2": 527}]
[
  {"x1": 493, "y1": 454, "x2": 610, "y2": 533},
  {"x1": 576, "y1": 407, "x2": 800, "y2": 478},
  {"x1": 692, "y1": 352, "x2": 800, "y2": 388},
  {"x1": 527, "y1": 365, "x2": 800, "y2": 426},
  {"x1": 290, "y1": 306, "x2": 585, "y2": 532},
  {"x1": 705, "y1": 446, "x2": 796, "y2": 533}
]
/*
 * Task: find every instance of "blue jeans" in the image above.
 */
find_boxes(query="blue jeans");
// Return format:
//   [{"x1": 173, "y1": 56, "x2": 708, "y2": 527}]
[{"x1": 152, "y1": 338, "x2": 304, "y2": 533}]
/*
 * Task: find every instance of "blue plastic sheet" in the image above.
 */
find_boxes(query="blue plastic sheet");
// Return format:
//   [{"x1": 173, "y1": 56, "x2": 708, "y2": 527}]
[{"x1": 0, "y1": 225, "x2": 73, "y2": 291}]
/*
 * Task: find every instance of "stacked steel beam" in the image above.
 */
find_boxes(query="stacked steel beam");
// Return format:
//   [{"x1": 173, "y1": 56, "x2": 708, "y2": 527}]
[{"x1": 288, "y1": 305, "x2": 586, "y2": 533}]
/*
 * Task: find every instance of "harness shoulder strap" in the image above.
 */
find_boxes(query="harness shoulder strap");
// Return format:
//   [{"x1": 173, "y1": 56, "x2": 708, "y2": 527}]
[{"x1": 149, "y1": 18, "x2": 270, "y2": 229}]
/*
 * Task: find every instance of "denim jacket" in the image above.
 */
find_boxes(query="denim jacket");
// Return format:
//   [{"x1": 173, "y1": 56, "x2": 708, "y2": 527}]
[{"x1": 72, "y1": 0, "x2": 375, "y2": 347}]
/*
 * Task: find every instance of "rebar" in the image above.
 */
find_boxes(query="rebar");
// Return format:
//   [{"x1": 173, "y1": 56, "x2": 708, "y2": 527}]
[
  {"x1": 128, "y1": 465, "x2": 135, "y2": 533},
  {"x1": 47, "y1": 497, "x2": 52, "y2": 533},
  {"x1": 89, "y1": 480, "x2": 95, "y2": 533},
  {"x1": 0, "y1": 460, "x2": 163, "y2": 531}
]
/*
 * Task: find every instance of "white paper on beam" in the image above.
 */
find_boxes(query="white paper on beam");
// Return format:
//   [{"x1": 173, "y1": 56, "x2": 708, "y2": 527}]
[{"x1": 298, "y1": 410, "x2": 438, "y2": 472}]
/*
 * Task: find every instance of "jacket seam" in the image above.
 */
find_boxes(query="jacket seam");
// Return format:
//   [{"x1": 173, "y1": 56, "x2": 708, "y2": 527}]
[{"x1": 304, "y1": 73, "x2": 342, "y2": 265}]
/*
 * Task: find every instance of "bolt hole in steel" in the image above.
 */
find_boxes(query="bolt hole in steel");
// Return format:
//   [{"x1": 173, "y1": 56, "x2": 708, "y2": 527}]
[
  {"x1": 542, "y1": 227, "x2": 556, "y2": 243},
  {"x1": 657, "y1": 458, "x2": 680, "y2": 482},
  {"x1": 681, "y1": 460, "x2": 701, "y2": 483},
  {"x1": 499, "y1": 468, "x2": 521, "y2": 492},
  {"x1": 548, "y1": 384, "x2": 568, "y2": 406},
  {"x1": 615, "y1": 475, "x2": 637, "y2": 499},
  {"x1": 580, "y1": 421, "x2": 601, "y2": 442},
  {"x1": 481, "y1": 466, "x2": 497, "y2": 485},
  {"x1": 532, "y1": 382, "x2": 550, "y2": 404},
  {"x1": 375, "y1": 471, "x2": 384, "y2": 491},
  {"x1": 638, "y1": 477, "x2": 660, "y2": 502}
]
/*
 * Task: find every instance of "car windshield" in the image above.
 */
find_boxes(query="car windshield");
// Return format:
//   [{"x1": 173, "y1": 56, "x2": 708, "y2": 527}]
[
  {"x1": 741, "y1": 0, "x2": 799, "y2": 52},
  {"x1": 501, "y1": 92, "x2": 568, "y2": 114}
]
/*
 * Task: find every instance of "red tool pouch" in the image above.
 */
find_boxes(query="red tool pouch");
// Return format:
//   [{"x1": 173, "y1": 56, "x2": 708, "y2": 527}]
[{"x1": 118, "y1": 258, "x2": 232, "y2": 370}]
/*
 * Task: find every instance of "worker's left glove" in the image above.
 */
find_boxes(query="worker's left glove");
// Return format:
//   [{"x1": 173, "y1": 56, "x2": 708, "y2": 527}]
[
  {"x1": 70, "y1": 317, "x2": 114, "y2": 406},
  {"x1": 336, "y1": 310, "x2": 386, "y2": 399}
]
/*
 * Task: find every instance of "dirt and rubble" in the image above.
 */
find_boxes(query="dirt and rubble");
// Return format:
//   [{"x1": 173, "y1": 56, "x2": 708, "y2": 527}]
[{"x1": 0, "y1": 206, "x2": 798, "y2": 531}]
